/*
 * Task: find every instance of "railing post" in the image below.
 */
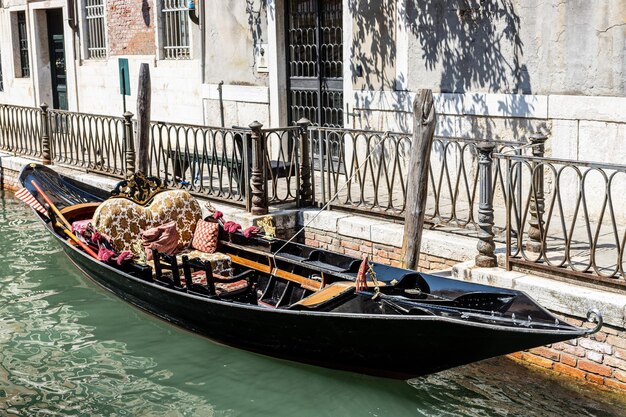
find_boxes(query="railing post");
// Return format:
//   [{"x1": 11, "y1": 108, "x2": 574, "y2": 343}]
[
  {"x1": 475, "y1": 143, "x2": 497, "y2": 268},
  {"x1": 249, "y1": 121, "x2": 267, "y2": 215},
  {"x1": 527, "y1": 132, "x2": 548, "y2": 253},
  {"x1": 297, "y1": 117, "x2": 312, "y2": 207},
  {"x1": 40, "y1": 103, "x2": 52, "y2": 165},
  {"x1": 123, "y1": 111, "x2": 135, "y2": 178}
]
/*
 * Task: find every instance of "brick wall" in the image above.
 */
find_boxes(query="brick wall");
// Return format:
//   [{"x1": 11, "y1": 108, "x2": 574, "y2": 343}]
[
  {"x1": 302, "y1": 228, "x2": 457, "y2": 272},
  {"x1": 107, "y1": 1, "x2": 156, "y2": 55},
  {"x1": 0, "y1": 165, "x2": 20, "y2": 191},
  {"x1": 508, "y1": 314, "x2": 626, "y2": 393}
]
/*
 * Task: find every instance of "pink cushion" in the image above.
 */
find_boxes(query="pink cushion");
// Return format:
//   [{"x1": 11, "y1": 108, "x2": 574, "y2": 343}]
[
  {"x1": 142, "y1": 221, "x2": 180, "y2": 260},
  {"x1": 192, "y1": 219, "x2": 219, "y2": 254}
]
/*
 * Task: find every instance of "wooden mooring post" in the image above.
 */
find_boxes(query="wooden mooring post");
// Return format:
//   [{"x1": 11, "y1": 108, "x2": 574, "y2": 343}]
[
  {"x1": 135, "y1": 63, "x2": 151, "y2": 174},
  {"x1": 401, "y1": 90, "x2": 437, "y2": 270}
]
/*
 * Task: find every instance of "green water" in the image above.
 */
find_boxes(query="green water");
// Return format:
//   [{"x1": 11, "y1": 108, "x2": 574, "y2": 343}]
[{"x1": 0, "y1": 192, "x2": 624, "y2": 417}]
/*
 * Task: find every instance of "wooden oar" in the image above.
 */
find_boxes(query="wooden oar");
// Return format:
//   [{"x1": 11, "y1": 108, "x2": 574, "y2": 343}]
[{"x1": 30, "y1": 179, "x2": 99, "y2": 260}]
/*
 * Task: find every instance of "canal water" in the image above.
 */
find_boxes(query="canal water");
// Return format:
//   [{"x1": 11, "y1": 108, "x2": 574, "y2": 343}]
[{"x1": 0, "y1": 191, "x2": 624, "y2": 417}]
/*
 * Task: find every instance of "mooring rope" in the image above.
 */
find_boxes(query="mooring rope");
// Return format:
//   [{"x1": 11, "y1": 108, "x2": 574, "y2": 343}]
[{"x1": 270, "y1": 131, "x2": 391, "y2": 264}]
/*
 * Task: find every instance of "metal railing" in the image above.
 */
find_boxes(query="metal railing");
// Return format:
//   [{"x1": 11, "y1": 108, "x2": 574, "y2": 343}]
[
  {"x1": 499, "y1": 152, "x2": 626, "y2": 286},
  {"x1": 262, "y1": 125, "x2": 301, "y2": 206},
  {"x1": 0, "y1": 104, "x2": 42, "y2": 158},
  {"x1": 146, "y1": 120, "x2": 305, "y2": 210},
  {"x1": 147, "y1": 121, "x2": 251, "y2": 206},
  {"x1": 309, "y1": 126, "x2": 522, "y2": 232},
  {"x1": 3, "y1": 101, "x2": 624, "y2": 288},
  {"x1": 48, "y1": 108, "x2": 126, "y2": 176}
]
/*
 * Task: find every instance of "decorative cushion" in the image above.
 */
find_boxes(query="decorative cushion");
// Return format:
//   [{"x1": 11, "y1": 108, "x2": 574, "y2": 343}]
[
  {"x1": 142, "y1": 221, "x2": 180, "y2": 261},
  {"x1": 145, "y1": 251, "x2": 232, "y2": 277},
  {"x1": 93, "y1": 190, "x2": 202, "y2": 256},
  {"x1": 181, "y1": 270, "x2": 248, "y2": 295},
  {"x1": 192, "y1": 219, "x2": 219, "y2": 253}
]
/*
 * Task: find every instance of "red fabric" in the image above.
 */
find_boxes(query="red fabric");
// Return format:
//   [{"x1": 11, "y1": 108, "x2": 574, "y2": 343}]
[
  {"x1": 355, "y1": 255, "x2": 368, "y2": 293},
  {"x1": 116, "y1": 251, "x2": 134, "y2": 265},
  {"x1": 192, "y1": 219, "x2": 219, "y2": 253},
  {"x1": 243, "y1": 226, "x2": 260, "y2": 238},
  {"x1": 142, "y1": 221, "x2": 180, "y2": 260},
  {"x1": 223, "y1": 221, "x2": 242, "y2": 234},
  {"x1": 98, "y1": 247, "x2": 116, "y2": 262},
  {"x1": 71, "y1": 219, "x2": 92, "y2": 235},
  {"x1": 213, "y1": 210, "x2": 223, "y2": 220}
]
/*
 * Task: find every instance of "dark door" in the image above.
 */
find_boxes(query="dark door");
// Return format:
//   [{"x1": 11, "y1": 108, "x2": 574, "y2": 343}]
[
  {"x1": 47, "y1": 9, "x2": 67, "y2": 110},
  {"x1": 287, "y1": 0, "x2": 343, "y2": 128}
]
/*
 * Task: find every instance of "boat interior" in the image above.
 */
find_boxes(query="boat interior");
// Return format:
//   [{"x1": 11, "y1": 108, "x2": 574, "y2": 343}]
[{"x1": 53, "y1": 195, "x2": 562, "y2": 325}]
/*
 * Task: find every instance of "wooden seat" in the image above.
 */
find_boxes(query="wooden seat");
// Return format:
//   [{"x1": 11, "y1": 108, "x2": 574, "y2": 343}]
[
  {"x1": 180, "y1": 254, "x2": 252, "y2": 297},
  {"x1": 294, "y1": 281, "x2": 355, "y2": 308}
]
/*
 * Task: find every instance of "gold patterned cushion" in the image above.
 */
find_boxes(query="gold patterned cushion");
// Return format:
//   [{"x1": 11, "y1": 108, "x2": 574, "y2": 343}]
[{"x1": 93, "y1": 190, "x2": 202, "y2": 256}]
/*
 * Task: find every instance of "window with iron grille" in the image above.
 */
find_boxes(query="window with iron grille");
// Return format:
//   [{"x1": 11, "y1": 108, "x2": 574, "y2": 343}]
[
  {"x1": 85, "y1": 0, "x2": 107, "y2": 59},
  {"x1": 160, "y1": 0, "x2": 190, "y2": 59},
  {"x1": 17, "y1": 11, "x2": 30, "y2": 77}
]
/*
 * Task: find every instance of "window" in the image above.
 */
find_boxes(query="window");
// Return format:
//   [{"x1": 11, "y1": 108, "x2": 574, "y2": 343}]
[
  {"x1": 85, "y1": 0, "x2": 107, "y2": 59},
  {"x1": 161, "y1": 0, "x2": 190, "y2": 59},
  {"x1": 17, "y1": 11, "x2": 30, "y2": 77}
]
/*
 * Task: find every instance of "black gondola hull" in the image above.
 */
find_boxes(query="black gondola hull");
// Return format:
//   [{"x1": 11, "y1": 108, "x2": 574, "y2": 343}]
[
  {"x1": 54, "y1": 226, "x2": 584, "y2": 378},
  {"x1": 20, "y1": 163, "x2": 596, "y2": 379}
]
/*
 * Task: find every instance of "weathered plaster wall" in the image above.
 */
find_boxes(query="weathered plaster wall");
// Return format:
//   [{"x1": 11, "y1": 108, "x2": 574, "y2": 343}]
[
  {"x1": 404, "y1": 0, "x2": 625, "y2": 96},
  {"x1": 204, "y1": 0, "x2": 269, "y2": 87},
  {"x1": 349, "y1": 0, "x2": 397, "y2": 91}
]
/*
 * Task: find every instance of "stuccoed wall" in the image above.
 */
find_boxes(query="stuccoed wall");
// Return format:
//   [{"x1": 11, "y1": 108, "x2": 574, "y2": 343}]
[
  {"x1": 204, "y1": 0, "x2": 269, "y2": 87},
  {"x1": 404, "y1": 0, "x2": 625, "y2": 96},
  {"x1": 349, "y1": 0, "x2": 397, "y2": 91}
]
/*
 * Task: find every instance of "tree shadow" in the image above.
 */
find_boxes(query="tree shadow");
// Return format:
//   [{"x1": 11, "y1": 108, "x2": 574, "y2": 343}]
[{"x1": 350, "y1": 1, "x2": 536, "y2": 140}]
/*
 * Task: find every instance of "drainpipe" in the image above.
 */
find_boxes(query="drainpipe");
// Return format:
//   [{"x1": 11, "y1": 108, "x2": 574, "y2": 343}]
[
  {"x1": 66, "y1": 0, "x2": 80, "y2": 111},
  {"x1": 200, "y1": 0, "x2": 205, "y2": 84},
  {"x1": 188, "y1": 0, "x2": 200, "y2": 25},
  {"x1": 67, "y1": 0, "x2": 78, "y2": 30},
  {"x1": 218, "y1": 80, "x2": 225, "y2": 128}
]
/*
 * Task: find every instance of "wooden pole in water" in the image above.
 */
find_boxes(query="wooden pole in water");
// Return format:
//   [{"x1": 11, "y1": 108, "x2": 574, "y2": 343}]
[
  {"x1": 401, "y1": 89, "x2": 437, "y2": 270},
  {"x1": 135, "y1": 63, "x2": 151, "y2": 174}
]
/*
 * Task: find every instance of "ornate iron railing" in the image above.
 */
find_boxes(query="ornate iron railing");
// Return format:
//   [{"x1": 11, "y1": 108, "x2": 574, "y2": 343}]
[
  {"x1": 309, "y1": 126, "x2": 522, "y2": 232},
  {"x1": 147, "y1": 121, "x2": 251, "y2": 206},
  {"x1": 499, "y1": 153, "x2": 626, "y2": 285},
  {"x1": 0, "y1": 104, "x2": 42, "y2": 158},
  {"x1": 48, "y1": 109, "x2": 126, "y2": 177},
  {"x1": 262, "y1": 126, "x2": 301, "y2": 206}
]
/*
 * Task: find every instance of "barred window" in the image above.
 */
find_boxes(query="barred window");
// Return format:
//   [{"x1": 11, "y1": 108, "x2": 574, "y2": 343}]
[
  {"x1": 17, "y1": 11, "x2": 30, "y2": 77},
  {"x1": 85, "y1": 0, "x2": 107, "y2": 59},
  {"x1": 161, "y1": 0, "x2": 190, "y2": 59}
]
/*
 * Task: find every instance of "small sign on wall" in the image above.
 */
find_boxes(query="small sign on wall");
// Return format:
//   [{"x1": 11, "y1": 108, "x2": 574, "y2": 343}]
[{"x1": 118, "y1": 58, "x2": 130, "y2": 96}]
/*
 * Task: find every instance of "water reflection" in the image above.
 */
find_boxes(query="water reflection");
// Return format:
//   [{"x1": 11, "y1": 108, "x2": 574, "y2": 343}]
[{"x1": 0, "y1": 192, "x2": 624, "y2": 417}]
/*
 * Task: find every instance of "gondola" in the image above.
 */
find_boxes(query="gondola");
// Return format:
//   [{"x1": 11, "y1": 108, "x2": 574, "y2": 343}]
[{"x1": 17, "y1": 163, "x2": 602, "y2": 379}]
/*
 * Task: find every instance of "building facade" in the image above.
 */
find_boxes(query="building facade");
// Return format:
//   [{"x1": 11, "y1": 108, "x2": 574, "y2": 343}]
[{"x1": 0, "y1": 1, "x2": 624, "y2": 162}]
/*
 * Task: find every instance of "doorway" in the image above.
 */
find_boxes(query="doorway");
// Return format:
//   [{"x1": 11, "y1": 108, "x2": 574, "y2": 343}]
[
  {"x1": 46, "y1": 8, "x2": 67, "y2": 110},
  {"x1": 286, "y1": 0, "x2": 343, "y2": 128}
]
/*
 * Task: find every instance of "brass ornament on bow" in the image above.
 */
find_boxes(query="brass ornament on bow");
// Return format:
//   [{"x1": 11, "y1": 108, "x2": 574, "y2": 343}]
[
  {"x1": 257, "y1": 216, "x2": 276, "y2": 240},
  {"x1": 110, "y1": 171, "x2": 167, "y2": 206}
]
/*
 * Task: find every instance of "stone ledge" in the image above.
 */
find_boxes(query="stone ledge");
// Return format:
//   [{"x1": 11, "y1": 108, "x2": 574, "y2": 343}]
[{"x1": 452, "y1": 262, "x2": 626, "y2": 329}]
